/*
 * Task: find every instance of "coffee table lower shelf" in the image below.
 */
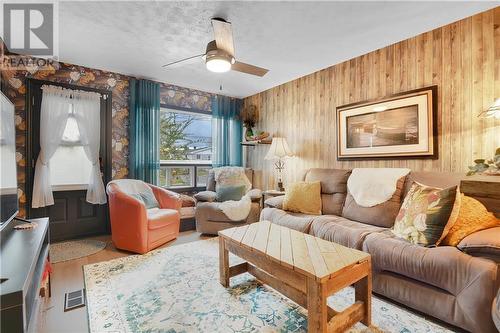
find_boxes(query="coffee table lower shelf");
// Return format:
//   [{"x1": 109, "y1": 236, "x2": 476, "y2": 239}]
[{"x1": 219, "y1": 235, "x2": 372, "y2": 333}]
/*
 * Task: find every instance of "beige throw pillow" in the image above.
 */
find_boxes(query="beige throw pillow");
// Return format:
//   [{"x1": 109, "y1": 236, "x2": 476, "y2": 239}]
[{"x1": 283, "y1": 181, "x2": 322, "y2": 215}]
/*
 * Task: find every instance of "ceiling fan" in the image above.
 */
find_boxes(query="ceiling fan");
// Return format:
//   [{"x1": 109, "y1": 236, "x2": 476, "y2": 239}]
[{"x1": 162, "y1": 18, "x2": 269, "y2": 77}]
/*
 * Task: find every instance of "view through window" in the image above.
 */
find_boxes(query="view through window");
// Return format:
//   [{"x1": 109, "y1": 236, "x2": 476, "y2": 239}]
[
  {"x1": 159, "y1": 108, "x2": 212, "y2": 189},
  {"x1": 50, "y1": 105, "x2": 92, "y2": 190}
]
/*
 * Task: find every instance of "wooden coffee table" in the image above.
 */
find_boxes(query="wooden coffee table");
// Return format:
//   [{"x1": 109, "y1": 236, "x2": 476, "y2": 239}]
[{"x1": 218, "y1": 220, "x2": 372, "y2": 333}]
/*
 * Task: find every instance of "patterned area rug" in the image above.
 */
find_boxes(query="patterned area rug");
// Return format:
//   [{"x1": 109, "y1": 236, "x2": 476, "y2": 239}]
[
  {"x1": 84, "y1": 238, "x2": 452, "y2": 333},
  {"x1": 50, "y1": 239, "x2": 107, "y2": 263}
]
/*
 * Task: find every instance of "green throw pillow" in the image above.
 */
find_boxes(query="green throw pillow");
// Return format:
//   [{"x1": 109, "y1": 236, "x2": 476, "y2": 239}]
[
  {"x1": 391, "y1": 182, "x2": 458, "y2": 246},
  {"x1": 216, "y1": 185, "x2": 247, "y2": 202}
]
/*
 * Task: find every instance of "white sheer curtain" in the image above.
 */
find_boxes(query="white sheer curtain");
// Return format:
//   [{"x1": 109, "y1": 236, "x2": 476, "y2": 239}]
[
  {"x1": 73, "y1": 91, "x2": 106, "y2": 204},
  {"x1": 32, "y1": 85, "x2": 106, "y2": 208},
  {"x1": 32, "y1": 86, "x2": 71, "y2": 208}
]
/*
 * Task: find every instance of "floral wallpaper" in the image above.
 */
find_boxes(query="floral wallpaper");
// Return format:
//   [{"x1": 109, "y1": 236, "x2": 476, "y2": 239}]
[
  {"x1": 160, "y1": 83, "x2": 213, "y2": 112},
  {"x1": 0, "y1": 42, "x2": 215, "y2": 216}
]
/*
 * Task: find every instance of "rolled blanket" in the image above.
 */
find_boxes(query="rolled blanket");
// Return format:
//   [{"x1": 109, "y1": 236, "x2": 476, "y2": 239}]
[
  {"x1": 216, "y1": 194, "x2": 252, "y2": 221},
  {"x1": 347, "y1": 168, "x2": 411, "y2": 207}
]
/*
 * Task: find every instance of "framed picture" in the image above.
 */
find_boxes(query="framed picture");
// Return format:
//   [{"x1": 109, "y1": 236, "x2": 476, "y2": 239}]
[{"x1": 336, "y1": 86, "x2": 437, "y2": 160}]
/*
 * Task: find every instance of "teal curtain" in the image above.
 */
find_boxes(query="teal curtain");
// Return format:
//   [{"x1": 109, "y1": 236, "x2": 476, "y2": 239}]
[
  {"x1": 129, "y1": 79, "x2": 160, "y2": 184},
  {"x1": 212, "y1": 95, "x2": 243, "y2": 167}
]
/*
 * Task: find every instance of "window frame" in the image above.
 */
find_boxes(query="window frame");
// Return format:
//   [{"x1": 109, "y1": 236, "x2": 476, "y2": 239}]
[{"x1": 159, "y1": 104, "x2": 212, "y2": 192}]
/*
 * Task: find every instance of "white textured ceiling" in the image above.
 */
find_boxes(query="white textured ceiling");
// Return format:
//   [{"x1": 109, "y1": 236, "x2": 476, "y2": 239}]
[{"x1": 58, "y1": 1, "x2": 498, "y2": 98}]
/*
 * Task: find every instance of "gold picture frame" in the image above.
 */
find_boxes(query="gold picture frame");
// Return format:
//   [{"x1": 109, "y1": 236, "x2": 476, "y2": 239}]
[{"x1": 336, "y1": 86, "x2": 437, "y2": 160}]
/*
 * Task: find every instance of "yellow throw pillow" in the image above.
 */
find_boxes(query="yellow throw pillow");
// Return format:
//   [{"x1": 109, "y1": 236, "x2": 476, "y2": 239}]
[
  {"x1": 283, "y1": 181, "x2": 322, "y2": 215},
  {"x1": 440, "y1": 194, "x2": 500, "y2": 247}
]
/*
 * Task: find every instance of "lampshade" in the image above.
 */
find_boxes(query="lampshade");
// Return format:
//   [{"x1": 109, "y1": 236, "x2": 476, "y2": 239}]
[
  {"x1": 265, "y1": 137, "x2": 293, "y2": 160},
  {"x1": 478, "y1": 98, "x2": 500, "y2": 119}
]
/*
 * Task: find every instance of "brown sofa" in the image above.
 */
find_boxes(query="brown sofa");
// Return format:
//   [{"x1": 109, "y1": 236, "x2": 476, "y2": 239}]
[
  {"x1": 262, "y1": 168, "x2": 500, "y2": 332},
  {"x1": 194, "y1": 168, "x2": 262, "y2": 235}
]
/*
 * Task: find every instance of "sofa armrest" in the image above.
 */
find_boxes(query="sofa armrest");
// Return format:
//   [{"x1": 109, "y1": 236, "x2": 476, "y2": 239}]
[
  {"x1": 247, "y1": 189, "x2": 262, "y2": 203},
  {"x1": 458, "y1": 227, "x2": 500, "y2": 263},
  {"x1": 265, "y1": 195, "x2": 285, "y2": 209},
  {"x1": 149, "y1": 184, "x2": 182, "y2": 211},
  {"x1": 194, "y1": 191, "x2": 218, "y2": 202}
]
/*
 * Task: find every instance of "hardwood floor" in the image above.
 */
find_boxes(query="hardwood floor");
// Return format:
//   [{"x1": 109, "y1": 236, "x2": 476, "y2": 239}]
[{"x1": 39, "y1": 231, "x2": 211, "y2": 333}]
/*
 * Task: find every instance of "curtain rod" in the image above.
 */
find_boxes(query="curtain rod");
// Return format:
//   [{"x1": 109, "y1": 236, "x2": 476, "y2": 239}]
[{"x1": 41, "y1": 84, "x2": 108, "y2": 100}]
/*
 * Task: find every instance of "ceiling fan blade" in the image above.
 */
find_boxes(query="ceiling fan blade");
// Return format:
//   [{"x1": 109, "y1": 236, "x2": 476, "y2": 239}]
[
  {"x1": 211, "y1": 18, "x2": 235, "y2": 56},
  {"x1": 232, "y1": 61, "x2": 269, "y2": 77},
  {"x1": 162, "y1": 53, "x2": 205, "y2": 68}
]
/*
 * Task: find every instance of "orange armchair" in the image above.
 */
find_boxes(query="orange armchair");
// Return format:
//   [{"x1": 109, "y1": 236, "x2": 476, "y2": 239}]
[{"x1": 106, "y1": 179, "x2": 181, "y2": 254}]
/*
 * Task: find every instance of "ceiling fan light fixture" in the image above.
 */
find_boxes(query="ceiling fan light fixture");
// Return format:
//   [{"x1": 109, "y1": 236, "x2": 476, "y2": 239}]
[{"x1": 206, "y1": 57, "x2": 232, "y2": 73}]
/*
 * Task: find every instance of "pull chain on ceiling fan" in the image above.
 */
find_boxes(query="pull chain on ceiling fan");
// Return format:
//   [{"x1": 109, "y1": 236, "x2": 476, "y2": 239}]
[{"x1": 162, "y1": 18, "x2": 269, "y2": 77}]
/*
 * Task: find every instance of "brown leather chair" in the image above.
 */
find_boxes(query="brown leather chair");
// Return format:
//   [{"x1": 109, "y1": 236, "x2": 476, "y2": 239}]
[{"x1": 106, "y1": 179, "x2": 181, "y2": 254}]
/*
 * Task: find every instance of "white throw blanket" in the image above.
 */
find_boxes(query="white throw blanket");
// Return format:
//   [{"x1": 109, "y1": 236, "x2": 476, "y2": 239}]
[
  {"x1": 213, "y1": 166, "x2": 252, "y2": 192},
  {"x1": 216, "y1": 194, "x2": 252, "y2": 221},
  {"x1": 212, "y1": 167, "x2": 253, "y2": 221},
  {"x1": 347, "y1": 168, "x2": 411, "y2": 207}
]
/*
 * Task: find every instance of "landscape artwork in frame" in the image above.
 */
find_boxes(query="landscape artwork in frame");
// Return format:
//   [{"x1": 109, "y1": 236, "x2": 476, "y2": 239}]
[{"x1": 336, "y1": 86, "x2": 437, "y2": 160}]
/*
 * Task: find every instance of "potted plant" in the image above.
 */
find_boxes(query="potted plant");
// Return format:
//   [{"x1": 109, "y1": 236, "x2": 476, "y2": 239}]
[
  {"x1": 240, "y1": 105, "x2": 258, "y2": 139},
  {"x1": 467, "y1": 147, "x2": 500, "y2": 176}
]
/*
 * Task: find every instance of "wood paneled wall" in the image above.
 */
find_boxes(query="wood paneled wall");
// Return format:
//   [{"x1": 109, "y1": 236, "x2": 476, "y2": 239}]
[{"x1": 244, "y1": 8, "x2": 500, "y2": 190}]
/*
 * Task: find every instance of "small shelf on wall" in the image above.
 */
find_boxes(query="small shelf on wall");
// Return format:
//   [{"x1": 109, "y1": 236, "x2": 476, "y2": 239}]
[{"x1": 241, "y1": 141, "x2": 272, "y2": 147}]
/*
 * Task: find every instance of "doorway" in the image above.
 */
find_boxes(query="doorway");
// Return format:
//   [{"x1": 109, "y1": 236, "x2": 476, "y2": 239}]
[{"x1": 25, "y1": 79, "x2": 112, "y2": 241}]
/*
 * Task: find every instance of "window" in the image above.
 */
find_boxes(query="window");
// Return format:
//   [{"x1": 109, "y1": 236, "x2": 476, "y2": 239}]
[
  {"x1": 49, "y1": 105, "x2": 93, "y2": 190},
  {"x1": 159, "y1": 108, "x2": 212, "y2": 189}
]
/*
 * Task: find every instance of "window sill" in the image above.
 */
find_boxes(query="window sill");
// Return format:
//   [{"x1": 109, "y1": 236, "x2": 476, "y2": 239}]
[{"x1": 52, "y1": 184, "x2": 88, "y2": 191}]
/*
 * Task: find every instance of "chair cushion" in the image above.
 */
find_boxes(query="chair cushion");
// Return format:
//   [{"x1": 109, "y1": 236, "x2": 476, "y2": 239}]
[
  {"x1": 147, "y1": 208, "x2": 180, "y2": 230},
  {"x1": 362, "y1": 231, "x2": 498, "y2": 296},
  {"x1": 196, "y1": 201, "x2": 260, "y2": 223},
  {"x1": 261, "y1": 208, "x2": 315, "y2": 233},
  {"x1": 341, "y1": 177, "x2": 405, "y2": 228},
  {"x1": 309, "y1": 215, "x2": 386, "y2": 249}
]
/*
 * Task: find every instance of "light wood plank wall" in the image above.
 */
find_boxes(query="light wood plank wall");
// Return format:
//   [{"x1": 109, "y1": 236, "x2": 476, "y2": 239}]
[{"x1": 244, "y1": 8, "x2": 500, "y2": 191}]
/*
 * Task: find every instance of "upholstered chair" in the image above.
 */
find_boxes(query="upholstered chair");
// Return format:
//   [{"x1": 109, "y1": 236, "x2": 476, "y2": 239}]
[
  {"x1": 106, "y1": 179, "x2": 181, "y2": 254},
  {"x1": 194, "y1": 168, "x2": 262, "y2": 235}
]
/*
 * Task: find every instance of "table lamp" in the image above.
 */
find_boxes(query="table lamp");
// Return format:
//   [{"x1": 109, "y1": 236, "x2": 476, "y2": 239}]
[{"x1": 265, "y1": 137, "x2": 293, "y2": 191}]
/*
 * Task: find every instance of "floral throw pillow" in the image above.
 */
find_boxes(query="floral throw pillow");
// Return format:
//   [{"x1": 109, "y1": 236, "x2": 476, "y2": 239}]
[{"x1": 391, "y1": 183, "x2": 458, "y2": 246}]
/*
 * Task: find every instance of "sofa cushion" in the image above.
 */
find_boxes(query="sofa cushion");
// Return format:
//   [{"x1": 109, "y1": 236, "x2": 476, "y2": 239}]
[
  {"x1": 304, "y1": 168, "x2": 351, "y2": 194},
  {"x1": 309, "y1": 215, "x2": 386, "y2": 250},
  {"x1": 391, "y1": 183, "x2": 458, "y2": 246},
  {"x1": 283, "y1": 181, "x2": 322, "y2": 215},
  {"x1": 304, "y1": 168, "x2": 351, "y2": 215},
  {"x1": 342, "y1": 177, "x2": 405, "y2": 228},
  {"x1": 260, "y1": 207, "x2": 315, "y2": 233},
  {"x1": 363, "y1": 231, "x2": 498, "y2": 296},
  {"x1": 440, "y1": 194, "x2": 500, "y2": 246}
]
